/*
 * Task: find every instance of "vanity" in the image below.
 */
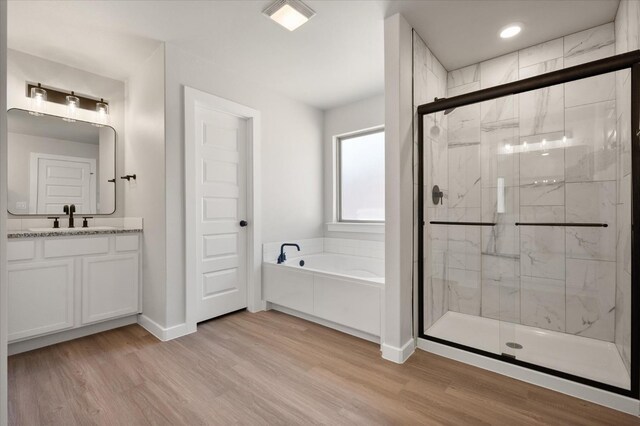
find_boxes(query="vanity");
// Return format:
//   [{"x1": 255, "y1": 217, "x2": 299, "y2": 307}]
[
  {"x1": 6, "y1": 105, "x2": 143, "y2": 354},
  {"x1": 7, "y1": 226, "x2": 142, "y2": 354}
]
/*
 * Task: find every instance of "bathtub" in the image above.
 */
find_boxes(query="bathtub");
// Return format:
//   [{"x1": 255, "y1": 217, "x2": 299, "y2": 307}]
[{"x1": 262, "y1": 253, "x2": 385, "y2": 342}]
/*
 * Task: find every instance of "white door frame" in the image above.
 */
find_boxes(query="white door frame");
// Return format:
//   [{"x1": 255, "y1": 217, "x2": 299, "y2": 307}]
[
  {"x1": 28, "y1": 152, "x2": 97, "y2": 214},
  {"x1": 184, "y1": 86, "x2": 264, "y2": 333}
]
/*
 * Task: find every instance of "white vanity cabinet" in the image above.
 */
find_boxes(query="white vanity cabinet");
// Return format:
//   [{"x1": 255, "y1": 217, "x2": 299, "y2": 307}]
[{"x1": 7, "y1": 232, "x2": 142, "y2": 344}]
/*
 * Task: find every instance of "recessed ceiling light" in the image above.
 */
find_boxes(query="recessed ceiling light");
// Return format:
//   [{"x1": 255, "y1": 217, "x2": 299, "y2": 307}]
[
  {"x1": 500, "y1": 24, "x2": 522, "y2": 39},
  {"x1": 263, "y1": 0, "x2": 315, "y2": 32}
]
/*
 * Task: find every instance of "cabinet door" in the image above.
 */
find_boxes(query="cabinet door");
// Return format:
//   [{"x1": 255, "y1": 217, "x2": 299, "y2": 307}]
[
  {"x1": 8, "y1": 260, "x2": 75, "y2": 341},
  {"x1": 82, "y1": 253, "x2": 139, "y2": 324}
]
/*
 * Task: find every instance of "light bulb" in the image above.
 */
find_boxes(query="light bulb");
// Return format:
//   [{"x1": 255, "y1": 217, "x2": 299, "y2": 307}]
[
  {"x1": 63, "y1": 92, "x2": 80, "y2": 122},
  {"x1": 93, "y1": 98, "x2": 109, "y2": 127},
  {"x1": 29, "y1": 83, "x2": 47, "y2": 116}
]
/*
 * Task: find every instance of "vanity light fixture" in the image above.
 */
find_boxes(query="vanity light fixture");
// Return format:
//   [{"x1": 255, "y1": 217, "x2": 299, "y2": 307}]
[
  {"x1": 93, "y1": 98, "x2": 109, "y2": 127},
  {"x1": 25, "y1": 83, "x2": 110, "y2": 124},
  {"x1": 500, "y1": 24, "x2": 522, "y2": 39},
  {"x1": 263, "y1": 0, "x2": 315, "y2": 31},
  {"x1": 29, "y1": 83, "x2": 47, "y2": 116},
  {"x1": 63, "y1": 91, "x2": 80, "y2": 122}
]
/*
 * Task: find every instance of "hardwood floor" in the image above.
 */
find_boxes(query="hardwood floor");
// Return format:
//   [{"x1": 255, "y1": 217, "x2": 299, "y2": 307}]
[{"x1": 8, "y1": 310, "x2": 640, "y2": 425}]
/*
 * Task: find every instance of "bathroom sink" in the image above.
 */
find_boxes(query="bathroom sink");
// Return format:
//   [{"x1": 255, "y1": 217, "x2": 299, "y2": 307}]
[{"x1": 28, "y1": 226, "x2": 117, "y2": 232}]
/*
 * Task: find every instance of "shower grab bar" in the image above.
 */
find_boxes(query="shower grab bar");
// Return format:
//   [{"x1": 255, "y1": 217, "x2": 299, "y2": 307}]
[
  {"x1": 514, "y1": 222, "x2": 608, "y2": 227},
  {"x1": 429, "y1": 221, "x2": 496, "y2": 226}
]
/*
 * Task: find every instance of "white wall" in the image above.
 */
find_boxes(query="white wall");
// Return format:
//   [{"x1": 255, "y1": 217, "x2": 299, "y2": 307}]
[
  {"x1": 382, "y1": 14, "x2": 415, "y2": 362},
  {"x1": 162, "y1": 43, "x2": 324, "y2": 327},
  {"x1": 6, "y1": 49, "x2": 126, "y2": 217},
  {"x1": 0, "y1": 0, "x2": 8, "y2": 422},
  {"x1": 124, "y1": 45, "x2": 167, "y2": 327},
  {"x1": 323, "y1": 93, "x2": 385, "y2": 242}
]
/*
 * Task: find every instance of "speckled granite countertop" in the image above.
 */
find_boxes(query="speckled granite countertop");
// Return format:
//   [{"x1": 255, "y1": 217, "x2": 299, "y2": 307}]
[{"x1": 8, "y1": 228, "x2": 143, "y2": 239}]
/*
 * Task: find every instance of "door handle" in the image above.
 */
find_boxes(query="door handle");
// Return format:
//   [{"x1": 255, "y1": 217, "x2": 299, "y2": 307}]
[{"x1": 239, "y1": 220, "x2": 248, "y2": 227}]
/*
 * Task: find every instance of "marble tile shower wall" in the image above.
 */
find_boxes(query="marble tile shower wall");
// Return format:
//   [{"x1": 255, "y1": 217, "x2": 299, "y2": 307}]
[
  {"x1": 423, "y1": 22, "x2": 633, "y2": 343},
  {"x1": 614, "y1": 0, "x2": 639, "y2": 373},
  {"x1": 413, "y1": 31, "x2": 448, "y2": 330}
]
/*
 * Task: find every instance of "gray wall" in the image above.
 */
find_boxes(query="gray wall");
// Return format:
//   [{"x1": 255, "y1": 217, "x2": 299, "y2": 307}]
[
  {"x1": 0, "y1": 0, "x2": 8, "y2": 421},
  {"x1": 124, "y1": 44, "x2": 167, "y2": 327},
  {"x1": 383, "y1": 13, "x2": 415, "y2": 359}
]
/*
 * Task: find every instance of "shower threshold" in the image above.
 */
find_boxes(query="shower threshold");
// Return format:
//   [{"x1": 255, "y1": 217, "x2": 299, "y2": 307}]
[{"x1": 426, "y1": 311, "x2": 630, "y2": 390}]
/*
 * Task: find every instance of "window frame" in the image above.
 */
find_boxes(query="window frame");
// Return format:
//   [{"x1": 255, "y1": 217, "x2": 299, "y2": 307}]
[{"x1": 336, "y1": 126, "x2": 385, "y2": 223}]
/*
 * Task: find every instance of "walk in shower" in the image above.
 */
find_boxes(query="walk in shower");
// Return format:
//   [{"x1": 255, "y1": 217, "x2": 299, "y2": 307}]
[{"x1": 418, "y1": 51, "x2": 640, "y2": 396}]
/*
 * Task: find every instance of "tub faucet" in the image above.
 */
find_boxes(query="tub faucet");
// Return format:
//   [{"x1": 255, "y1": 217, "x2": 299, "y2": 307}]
[{"x1": 278, "y1": 243, "x2": 300, "y2": 264}]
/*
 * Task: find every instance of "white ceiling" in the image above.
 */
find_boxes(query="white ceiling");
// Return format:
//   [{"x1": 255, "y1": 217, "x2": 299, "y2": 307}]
[
  {"x1": 8, "y1": 0, "x2": 619, "y2": 110},
  {"x1": 389, "y1": 0, "x2": 620, "y2": 71}
]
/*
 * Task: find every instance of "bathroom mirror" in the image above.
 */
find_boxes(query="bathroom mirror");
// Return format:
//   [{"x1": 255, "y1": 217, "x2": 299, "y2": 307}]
[{"x1": 7, "y1": 108, "x2": 116, "y2": 215}]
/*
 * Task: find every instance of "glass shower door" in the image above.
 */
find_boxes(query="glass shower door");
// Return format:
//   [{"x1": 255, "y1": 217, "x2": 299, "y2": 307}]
[
  {"x1": 421, "y1": 67, "x2": 633, "y2": 392},
  {"x1": 477, "y1": 96, "x2": 520, "y2": 359}
]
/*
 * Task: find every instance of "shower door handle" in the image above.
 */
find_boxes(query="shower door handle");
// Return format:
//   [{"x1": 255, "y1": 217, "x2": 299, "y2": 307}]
[
  {"x1": 429, "y1": 221, "x2": 496, "y2": 226},
  {"x1": 514, "y1": 222, "x2": 608, "y2": 227}
]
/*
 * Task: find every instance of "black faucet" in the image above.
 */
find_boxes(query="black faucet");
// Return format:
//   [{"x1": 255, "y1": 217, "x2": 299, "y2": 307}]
[
  {"x1": 277, "y1": 243, "x2": 300, "y2": 264},
  {"x1": 63, "y1": 204, "x2": 76, "y2": 228}
]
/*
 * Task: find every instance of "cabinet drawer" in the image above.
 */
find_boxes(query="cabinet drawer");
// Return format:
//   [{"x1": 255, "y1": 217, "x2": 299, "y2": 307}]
[
  {"x1": 82, "y1": 253, "x2": 139, "y2": 324},
  {"x1": 44, "y1": 237, "x2": 109, "y2": 258},
  {"x1": 8, "y1": 240, "x2": 35, "y2": 261},
  {"x1": 8, "y1": 260, "x2": 75, "y2": 341}
]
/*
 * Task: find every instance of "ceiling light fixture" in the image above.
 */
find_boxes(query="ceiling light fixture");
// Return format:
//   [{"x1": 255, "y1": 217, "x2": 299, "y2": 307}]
[
  {"x1": 263, "y1": 0, "x2": 315, "y2": 31},
  {"x1": 500, "y1": 24, "x2": 522, "y2": 39}
]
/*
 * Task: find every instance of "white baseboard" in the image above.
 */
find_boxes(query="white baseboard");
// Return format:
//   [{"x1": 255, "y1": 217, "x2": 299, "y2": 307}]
[
  {"x1": 418, "y1": 338, "x2": 640, "y2": 416},
  {"x1": 381, "y1": 337, "x2": 415, "y2": 364},
  {"x1": 248, "y1": 300, "x2": 267, "y2": 313},
  {"x1": 9, "y1": 315, "x2": 138, "y2": 355},
  {"x1": 268, "y1": 303, "x2": 380, "y2": 344},
  {"x1": 137, "y1": 315, "x2": 196, "y2": 342}
]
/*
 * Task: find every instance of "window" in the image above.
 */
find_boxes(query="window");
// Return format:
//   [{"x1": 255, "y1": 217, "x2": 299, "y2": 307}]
[{"x1": 337, "y1": 128, "x2": 385, "y2": 222}]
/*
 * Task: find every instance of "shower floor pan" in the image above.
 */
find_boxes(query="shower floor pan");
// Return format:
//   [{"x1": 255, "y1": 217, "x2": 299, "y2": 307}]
[{"x1": 426, "y1": 311, "x2": 630, "y2": 390}]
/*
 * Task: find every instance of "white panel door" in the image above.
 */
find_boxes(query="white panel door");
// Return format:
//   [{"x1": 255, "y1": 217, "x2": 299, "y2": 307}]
[
  {"x1": 194, "y1": 105, "x2": 248, "y2": 322},
  {"x1": 31, "y1": 154, "x2": 95, "y2": 214}
]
